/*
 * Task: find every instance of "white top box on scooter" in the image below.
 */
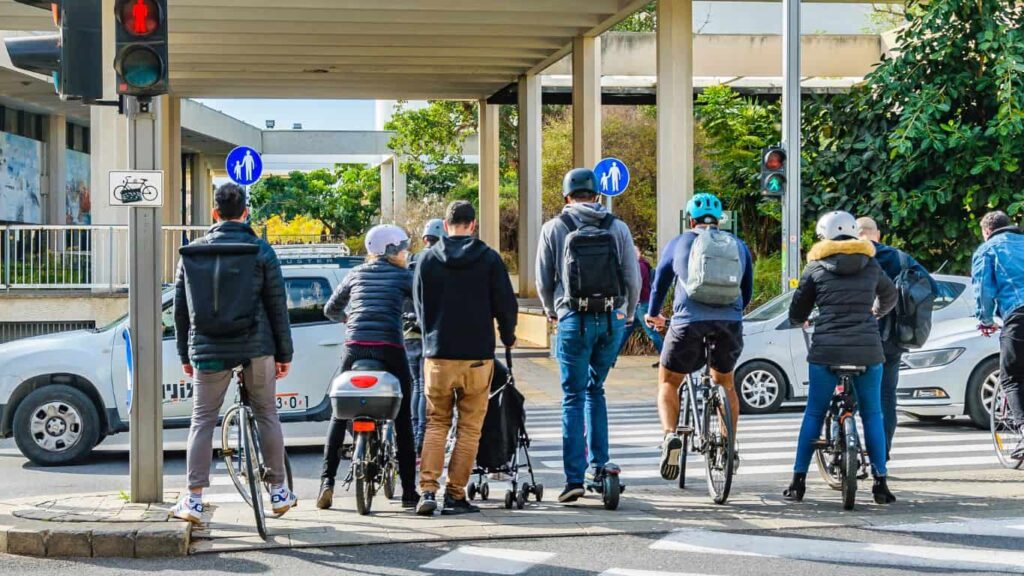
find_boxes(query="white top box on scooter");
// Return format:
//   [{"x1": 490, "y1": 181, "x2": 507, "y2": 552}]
[{"x1": 329, "y1": 364, "x2": 403, "y2": 421}]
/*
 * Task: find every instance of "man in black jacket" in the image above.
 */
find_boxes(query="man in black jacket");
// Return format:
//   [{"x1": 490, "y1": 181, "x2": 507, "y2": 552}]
[
  {"x1": 172, "y1": 184, "x2": 295, "y2": 524},
  {"x1": 413, "y1": 201, "x2": 518, "y2": 516}
]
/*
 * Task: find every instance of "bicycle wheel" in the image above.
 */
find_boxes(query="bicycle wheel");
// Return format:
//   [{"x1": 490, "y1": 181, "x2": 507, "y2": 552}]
[
  {"x1": 814, "y1": 413, "x2": 843, "y2": 491},
  {"x1": 142, "y1": 185, "x2": 158, "y2": 201},
  {"x1": 221, "y1": 406, "x2": 253, "y2": 505},
  {"x1": 677, "y1": 386, "x2": 692, "y2": 490},
  {"x1": 354, "y1": 432, "x2": 374, "y2": 515},
  {"x1": 841, "y1": 416, "x2": 859, "y2": 511},
  {"x1": 382, "y1": 424, "x2": 398, "y2": 500},
  {"x1": 991, "y1": 384, "x2": 1024, "y2": 470},
  {"x1": 704, "y1": 385, "x2": 735, "y2": 505},
  {"x1": 241, "y1": 409, "x2": 268, "y2": 539},
  {"x1": 112, "y1": 185, "x2": 125, "y2": 202}
]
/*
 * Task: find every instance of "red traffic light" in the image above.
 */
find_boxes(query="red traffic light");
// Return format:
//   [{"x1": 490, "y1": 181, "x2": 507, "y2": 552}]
[
  {"x1": 764, "y1": 149, "x2": 786, "y2": 171},
  {"x1": 118, "y1": 0, "x2": 160, "y2": 37}
]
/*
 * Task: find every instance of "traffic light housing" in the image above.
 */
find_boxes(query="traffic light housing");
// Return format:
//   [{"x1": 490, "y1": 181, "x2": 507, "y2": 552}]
[
  {"x1": 3, "y1": 0, "x2": 103, "y2": 101},
  {"x1": 114, "y1": 0, "x2": 168, "y2": 98},
  {"x1": 761, "y1": 146, "x2": 787, "y2": 198}
]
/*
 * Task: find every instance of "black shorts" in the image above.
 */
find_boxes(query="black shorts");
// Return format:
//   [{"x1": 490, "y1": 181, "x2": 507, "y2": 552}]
[{"x1": 660, "y1": 321, "x2": 744, "y2": 375}]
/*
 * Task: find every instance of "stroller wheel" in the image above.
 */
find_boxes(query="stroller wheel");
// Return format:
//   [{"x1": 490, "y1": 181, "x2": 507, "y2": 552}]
[
  {"x1": 519, "y1": 483, "x2": 531, "y2": 505},
  {"x1": 534, "y1": 484, "x2": 544, "y2": 502},
  {"x1": 467, "y1": 482, "x2": 478, "y2": 501},
  {"x1": 480, "y1": 482, "x2": 490, "y2": 501},
  {"x1": 503, "y1": 490, "x2": 514, "y2": 509},
  {"x1": 515, "y1": 489, "x2": 526, "y2": 510}
]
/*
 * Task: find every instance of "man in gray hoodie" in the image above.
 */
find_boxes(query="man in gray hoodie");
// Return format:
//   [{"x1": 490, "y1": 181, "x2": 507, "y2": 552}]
[{"x1": 536, "y1": 167, "x2": 640, "y2": 503}]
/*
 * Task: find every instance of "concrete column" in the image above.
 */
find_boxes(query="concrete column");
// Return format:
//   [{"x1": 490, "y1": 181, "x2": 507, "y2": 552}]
[
  {"x1": 393, "y1": 156, "x2": 407, "y2": 229},
  {"x1": 189, "y1": 153, "x2": 213, "y2": 226},
  {"x1": 656, "y1": 0, "x2": 694, "y2": 255},
  {"x1": 380, "y1": 156, "x2": 394, "y2": 223},
  {"x1": 157, "y1": 95, "x2": 182, "y2": 226},
  {"x1": 517, "y1": 74, "x2": 542, "y2": 298},
  {"x1": 44, "y1": 114, "x2": 66, "y2": 225},
  {"x1": 478, "y1": 100, "x2": 500, "y2": 250},
  {"x1": 572, "y1": 35, "x2": 602, "y2": 168}
]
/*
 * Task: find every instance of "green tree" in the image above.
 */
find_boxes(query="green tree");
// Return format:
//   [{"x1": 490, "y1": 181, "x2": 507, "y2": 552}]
[
  {"x1": 248, "y1": 165, "x2": 380, "y2": 238},
  {"x1": 803, "y1": 0, "x2": 1024, "y2": 272},
  {"x1": 614, "y1": 2, "x2": 656, "y2": 32}
]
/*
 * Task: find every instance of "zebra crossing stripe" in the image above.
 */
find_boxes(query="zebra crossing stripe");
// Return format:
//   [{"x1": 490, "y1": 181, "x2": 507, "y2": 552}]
[
  {"x1": 420, "y1": 546, "x2": 556, "y2": 575},
  {"x1": 873, "y1": 517, "x2": 1024, "y2": 538},
  {"x1": 600, "y1": 569, "x2": 715, "y2": 576},
  {"x1": 651, "y1": 528, "x2": 1024, "y2": 573}
]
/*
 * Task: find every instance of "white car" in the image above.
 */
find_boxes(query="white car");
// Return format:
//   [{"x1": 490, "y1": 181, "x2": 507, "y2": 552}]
[
  {"x1": 0, "y1": 248, "x2": 361, "y2": 466},
  {"x1": 734, "y1": 275, "x2": 998, "y2": 427}
]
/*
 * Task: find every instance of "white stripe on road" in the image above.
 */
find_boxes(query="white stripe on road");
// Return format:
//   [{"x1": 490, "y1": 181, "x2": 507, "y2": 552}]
[
  {"x1": 601, "y1": 570, "x2": 716, "y2": 576},
  {"x1": 874, "y1": 517, "x2": 1024, "y2": 538},
  {"x1": 421, "y1": 546, "x2": 556, "y2": 575},
  {"x1": 203, "y1": 492, "x2": 245, "y2": 504},
  {"x1": 528, "y1": 424, "x2": 980, "y2": 441},
  {"x1": 651, "y1": 528, "x2": 1024, "y2": 573},
  {"x1": 209, "y1": 476, "x2": 234, "y2": 486}
]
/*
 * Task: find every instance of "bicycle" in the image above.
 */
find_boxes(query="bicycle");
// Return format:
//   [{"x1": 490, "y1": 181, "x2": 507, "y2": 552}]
[
  {"x1": 112, "y1": 177, "x2": 159, "y2": 203},
  {"x1": 220, "y1": 364, "x2": 293, "y2": 541},
  {"x1": 990, "y1": 381, "x2": 1024, "y2": 470},
  {"x1": 811, "y1": 365, "x2": 868, "y2": 511},
  {"x1": 343, "y1": 418, "x2": 399, "y2": 515},
  {"x1": 675, "y1": 340, "x2": 736, "y2": 505}
]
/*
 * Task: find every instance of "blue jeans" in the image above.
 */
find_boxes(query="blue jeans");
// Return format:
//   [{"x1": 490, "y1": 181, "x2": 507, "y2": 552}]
[
  {"x1": 404, "y1": 338, "x2": 426, "y2": 451},
  {"x1": 880, "y1": 353, "x2": 902, "y2": 461},
  {"x1": 794, "y1": 363, "x2": 888, "y2": 477},
  {"x1": 617, "y1": 302, "x2": 665, "y2": 355},
  {"x1": 557, "y1": 311, "x2": 626, "y2": 484}
]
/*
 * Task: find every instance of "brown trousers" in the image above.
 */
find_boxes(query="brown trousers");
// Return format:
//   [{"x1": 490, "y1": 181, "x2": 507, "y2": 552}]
[{"x1": 419, "y1": 358, "x2": 494, "y2": 499}]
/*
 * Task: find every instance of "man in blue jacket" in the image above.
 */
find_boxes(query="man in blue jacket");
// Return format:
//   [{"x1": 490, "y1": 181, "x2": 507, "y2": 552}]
[
  {"x1": 972, "y1": 210, "x2": 1024, "y2": 460},
  {"x1": 647, "y1": 193, "x2": 753, "y2": 481},
  {"x1": 856, "y1": 217, "x2": 937, "y2": 460}
]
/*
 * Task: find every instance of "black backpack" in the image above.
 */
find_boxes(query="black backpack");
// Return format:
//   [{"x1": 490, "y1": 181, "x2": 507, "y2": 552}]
[
  {"x1": 179, "y1": 243, "x2": 261, "y2": 337},
  {"x1": 559, "y1": 213, "x2": 625, "y2": 312},
  {"x1": 890, "y1": 251, "x2": 935, "y2": 349}
]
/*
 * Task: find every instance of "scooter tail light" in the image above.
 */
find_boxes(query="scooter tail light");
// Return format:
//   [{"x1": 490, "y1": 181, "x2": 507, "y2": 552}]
[
  {"x1": 351, "y1": 375, "x2": 378, "y2": 389},
  {"x1": 352, "y1": 420, "x2": 376, "y2": 432}
]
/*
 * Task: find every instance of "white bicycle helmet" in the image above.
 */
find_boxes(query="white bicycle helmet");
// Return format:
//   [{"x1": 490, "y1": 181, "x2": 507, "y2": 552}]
[
  {"x1": 816, "y1": 210, "x2": 858, "y2": 241},
  {"x1": 365, "y1": 224, "x2": 410, "y2": 256},
  {"x1": 422, "y1": 219, "x2": 446, "y2": 240}
]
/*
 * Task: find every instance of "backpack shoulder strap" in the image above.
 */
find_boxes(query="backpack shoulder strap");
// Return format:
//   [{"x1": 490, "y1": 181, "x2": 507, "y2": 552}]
[
  {"x1": 598, "y1": 213, "x2": 616, "y2": 230},
  {"x1": 559, "y1": 213, "x2": 579, "y2": 233}
]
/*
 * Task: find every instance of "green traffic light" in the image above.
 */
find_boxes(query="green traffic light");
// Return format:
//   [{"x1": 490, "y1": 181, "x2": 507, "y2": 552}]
[{"x1": 767, "y1": 175, "x2": 784, "y2": 192}]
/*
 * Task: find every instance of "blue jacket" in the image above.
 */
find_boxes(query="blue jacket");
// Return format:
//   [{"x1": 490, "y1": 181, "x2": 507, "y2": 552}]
[
  {"x1": 972, "y1": 226, "x2": 1024, "y2": 325},
  {"x1": 649, "y1": 228, "x2": 754, "y2": 326}
]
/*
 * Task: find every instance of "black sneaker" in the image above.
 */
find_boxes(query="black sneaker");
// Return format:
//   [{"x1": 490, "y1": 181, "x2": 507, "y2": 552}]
[
  {"x1": 316, "y1": 478, "x2": 334, "y2": 510},
  {"x1": 442, "y1": 494, "x2": 480, "y2": 515},
  {"x1": 558, "y1": 483, "x2": 585, "y2": 503},
  {"x1": 660, "y1": 433, "x2": 682, "y2": 480},
  {"x1": 416, "y1": 492, "x2": 437, "y2": 516},
  {"x1": 402, "y1": 491, "x2": 421, "y2": 509}
]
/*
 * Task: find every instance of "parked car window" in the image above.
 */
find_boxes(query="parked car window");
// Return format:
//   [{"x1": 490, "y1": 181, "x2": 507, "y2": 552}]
[
  {"x1": 286, "y1": 277, "x2": 332, "y2": 325},
  {"x1": 934, "y1": 280, "x2": 966, "y2": 311},
  {"x1": 162, "y1": 304, "x2": 175, "y2": 337},
  {"x1": 745, "y1": 292, "x2": 795, "y2": 322}
]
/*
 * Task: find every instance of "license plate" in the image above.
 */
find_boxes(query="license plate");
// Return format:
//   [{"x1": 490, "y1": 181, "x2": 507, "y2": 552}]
[{"x1": 275, "y1": 393, "x2": 308, "y2": 411}]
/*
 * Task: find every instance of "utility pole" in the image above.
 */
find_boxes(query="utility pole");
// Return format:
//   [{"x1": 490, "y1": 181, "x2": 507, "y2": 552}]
[
  {"x1": 127, "y1": 96, "x2": 164, "y2": 503},
  {"x1": 781, "y1": 0, "x2": 802, "y2": 292}
]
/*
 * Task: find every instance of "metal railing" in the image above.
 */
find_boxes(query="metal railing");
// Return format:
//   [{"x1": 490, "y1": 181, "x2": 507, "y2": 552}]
[{"x1": 0, "y1": 225, "x2": 208, "y2": 291}]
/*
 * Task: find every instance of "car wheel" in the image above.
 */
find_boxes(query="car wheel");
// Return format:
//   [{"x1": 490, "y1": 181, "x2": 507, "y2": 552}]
[
  {"x1": 13, "y1": 385, "x2": 100, "y2": 466},
  {"x1": 735, "y1": 361, "x2": 787, "y2": 414},
  {"x1": 966, "y1": 357, "x2": 1000, "y2": 429}
]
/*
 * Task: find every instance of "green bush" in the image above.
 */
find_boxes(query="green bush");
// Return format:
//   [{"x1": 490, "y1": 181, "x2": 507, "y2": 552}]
[{"x1": 752, "y1": 253, "x2": 782, "y2": 310}]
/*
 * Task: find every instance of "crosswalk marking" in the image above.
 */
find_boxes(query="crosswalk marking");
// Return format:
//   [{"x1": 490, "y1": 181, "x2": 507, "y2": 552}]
[
  {"x1": 874, "y1": 517, "x2": 1024, "y2": 538},
  {"x1": 420, "y1": 546, "x2": 556, "y2": 575},
  {"x1": 650, "y1": 528, "x2": 1024, "y2": 573},
  {"x1": 600, "y1": 569, "x2": 714, "y2": 576},
  {"x1": 204, "y1": 492, "x2": 245, "y2": 504}
]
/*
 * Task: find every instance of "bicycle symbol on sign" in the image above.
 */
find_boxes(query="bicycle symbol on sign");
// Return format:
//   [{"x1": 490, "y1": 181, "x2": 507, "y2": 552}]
[{"x1": 113, "y1": 176, "x2": 159, "y2": 204}]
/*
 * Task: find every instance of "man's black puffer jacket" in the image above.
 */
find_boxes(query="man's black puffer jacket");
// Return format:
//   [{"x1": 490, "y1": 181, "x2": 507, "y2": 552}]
[
  {"x1": 323, "y1": 259, "x2": 412, "y2": 345},
  {"x1": 789, "y1": 238, "x2": 898, "y2": 367},
  {"x1": 174, "y1": 220, "x2": 294, "y2": 365}
]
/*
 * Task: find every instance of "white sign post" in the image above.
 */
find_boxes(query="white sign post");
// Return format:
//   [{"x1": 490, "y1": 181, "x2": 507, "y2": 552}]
[{"x1": 109, "y1": 170, "x2": 165, "y2": 207}]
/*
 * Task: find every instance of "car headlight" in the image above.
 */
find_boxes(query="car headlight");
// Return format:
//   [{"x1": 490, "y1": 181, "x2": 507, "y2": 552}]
[{"x1": 899, "y1": 348, "x2": 965, "y2": 370}]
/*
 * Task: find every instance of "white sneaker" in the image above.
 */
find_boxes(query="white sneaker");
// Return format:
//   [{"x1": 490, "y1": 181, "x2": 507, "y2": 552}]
[
  {"x1": 271, "y1": 485, "x2": 298, "y2": 515},
  {"x1": 171, "y1": 494, "x2": 204, "y2": 525}
]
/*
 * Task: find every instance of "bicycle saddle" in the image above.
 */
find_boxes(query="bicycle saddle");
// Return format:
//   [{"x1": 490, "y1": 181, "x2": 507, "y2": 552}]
[
  {"x1": 829, "y1": 365, "x2": 866, "y2": 375},
  {"x1": 351, "y1": 359, "x2": 388, "y2": 372}
]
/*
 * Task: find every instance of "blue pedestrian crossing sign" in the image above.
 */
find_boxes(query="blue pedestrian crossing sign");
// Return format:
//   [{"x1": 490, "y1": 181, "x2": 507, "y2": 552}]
[
  {"x1": 226, "y1": 146, "x2": 263, "y2": 186},
  {"x1": 594, "y1": 157, "x2": 629, "y2": 197}
]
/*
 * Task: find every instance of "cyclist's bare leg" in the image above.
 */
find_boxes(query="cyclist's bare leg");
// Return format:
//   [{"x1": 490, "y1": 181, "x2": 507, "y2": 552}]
[
  {"x1": 710, "y1": 369, "x2": 739, "y2": 438},
  {"x1": 658, "y1": 366, "x2": 686, "y2": 434}
]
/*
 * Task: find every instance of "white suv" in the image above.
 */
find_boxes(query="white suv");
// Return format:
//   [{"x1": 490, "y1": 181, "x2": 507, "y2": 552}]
[{"x1": 0, "y1": 247, "x2": 361, "y2": 466}]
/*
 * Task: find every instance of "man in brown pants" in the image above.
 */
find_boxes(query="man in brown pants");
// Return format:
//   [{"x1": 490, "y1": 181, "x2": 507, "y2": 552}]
[{"x1": 413, "y1": 201, "x2": 518, "y2": 516}]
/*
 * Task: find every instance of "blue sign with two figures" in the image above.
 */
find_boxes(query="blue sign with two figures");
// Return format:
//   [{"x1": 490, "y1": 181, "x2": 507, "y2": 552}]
[
  {"x1": 226, "y1": 146, "x2": 263, "y2": 186},
  {"x1": 594, "y1": 157, "x2": 630, "y2": 197}
]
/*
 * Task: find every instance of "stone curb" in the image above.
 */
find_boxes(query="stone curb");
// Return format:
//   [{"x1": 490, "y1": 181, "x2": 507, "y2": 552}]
[{"x1": 0, "y1": 521, "x2": 190, "y2": 558}]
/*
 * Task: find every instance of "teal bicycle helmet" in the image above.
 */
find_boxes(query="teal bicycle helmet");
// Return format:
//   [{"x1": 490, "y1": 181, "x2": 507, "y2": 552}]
[{"x1": 687, "y1": 192, "x2": 723, "y2": 223}]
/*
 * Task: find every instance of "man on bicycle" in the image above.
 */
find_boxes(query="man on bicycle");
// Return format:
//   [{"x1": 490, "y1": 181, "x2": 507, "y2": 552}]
[
  {"x1": 646, "y1": 193, "x2": 753, "y2": 481},
  {"x1": 172, "y1": 184, "x2": 296, "y2": 523},
  {"x1": 972, "y1": 210, "x2": 1024, "y2": 460}
]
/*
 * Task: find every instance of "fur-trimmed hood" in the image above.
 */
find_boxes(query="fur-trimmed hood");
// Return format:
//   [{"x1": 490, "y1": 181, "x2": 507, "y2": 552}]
[{"x1": 807, "y1": 238, "x2": 876, "y2": 276}]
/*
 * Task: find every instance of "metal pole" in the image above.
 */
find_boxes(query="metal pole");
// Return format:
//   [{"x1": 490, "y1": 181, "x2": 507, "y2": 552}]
[
  {"x1": 782, "y1": 0, "x2": 802, "y2": 292},
  {"x1": 127, "y1": 96, "x2": 164, "y2": 503}
]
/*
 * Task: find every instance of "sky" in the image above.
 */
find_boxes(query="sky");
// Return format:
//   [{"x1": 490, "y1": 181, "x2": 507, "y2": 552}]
[{"x1": 197, "y1": 2, "x2": 880, "y2": 132}]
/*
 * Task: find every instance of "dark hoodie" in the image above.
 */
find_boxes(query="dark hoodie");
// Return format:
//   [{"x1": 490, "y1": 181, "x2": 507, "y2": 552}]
[
  {"x1": 413, "y1": 235, "x2": 518, "y2": 360},
  {"x1": 789, "y1": 238, "x2": 898, "y2": 367}
]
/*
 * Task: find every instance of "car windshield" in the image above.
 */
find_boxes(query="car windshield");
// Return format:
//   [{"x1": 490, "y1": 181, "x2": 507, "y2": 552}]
[
  {"x1": 745, "y1": 291, "x2": 794, "y2": 322},
  {"x1": 95, "y1": 288, "x2": 174, "y2": 332}
]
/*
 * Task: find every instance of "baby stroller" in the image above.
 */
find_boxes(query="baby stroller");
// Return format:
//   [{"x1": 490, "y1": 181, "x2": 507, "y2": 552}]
[{"x1": 465, "y1": 348, "x2": 543, "y2": 509}]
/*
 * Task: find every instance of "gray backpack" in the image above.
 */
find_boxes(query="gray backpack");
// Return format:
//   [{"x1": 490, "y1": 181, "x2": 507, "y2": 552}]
[{"x1": 684, "y1": 228, "x2": 742, "y2": 306}]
